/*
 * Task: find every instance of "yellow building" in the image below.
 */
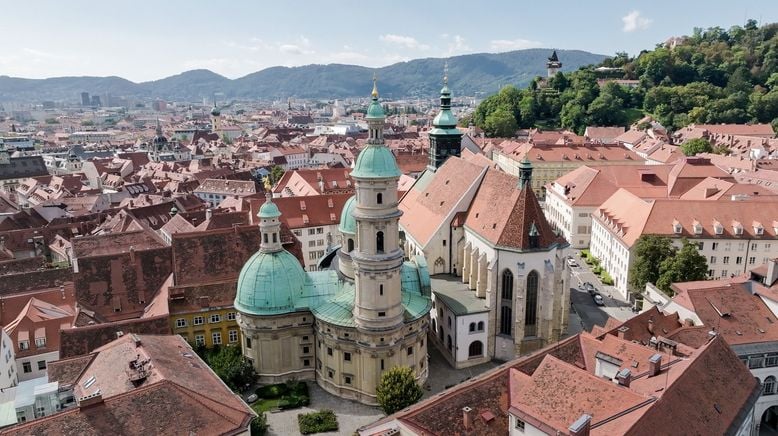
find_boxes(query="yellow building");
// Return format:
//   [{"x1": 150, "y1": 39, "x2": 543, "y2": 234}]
[{"x1": 168, "y1": 281, "x2": 241, "y2": 348}]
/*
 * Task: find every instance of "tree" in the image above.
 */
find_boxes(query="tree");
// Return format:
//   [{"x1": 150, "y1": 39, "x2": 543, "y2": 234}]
[
  {"x1": 483, "y1": 106, "x2": 518, "y2": 137},
  {"x1": 680, "y1": 138, "x2": 713, "y2": 156},
  {"x1": 656, "y1": 240, "x2": 708, "y2": 295},
  {"x1": 629, "y1": 235, "x2": 675, "y2": 293},
  {"x1": 206, "y1": 345, "x2": 256, "y2": 390},
  {"x1": 269, "y1": 165, "x2": 285, "y2": 185},
  {"x1": 376, "y1": 366, "x2": 423, "y2": 415}
]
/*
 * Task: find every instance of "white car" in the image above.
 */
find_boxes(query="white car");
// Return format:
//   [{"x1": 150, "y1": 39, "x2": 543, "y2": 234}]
[
  {"x1": 593, "y1": 294, "x2": 605, "y2": 306},
  {"x1": 567, "y1": 258, "x2": 579, "y2": 268}
]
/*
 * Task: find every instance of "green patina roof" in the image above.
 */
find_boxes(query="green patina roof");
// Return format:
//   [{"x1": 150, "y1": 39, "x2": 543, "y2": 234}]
[
  {"x1": 258, "y1": 201, "x2": 281, "y2": 219},
  {"x1": 338, "y1": 196, "x2": 357, "y2": 234},
  {"x1": 351, "y1": 145, "x2": 401, "y2": 179},
  {"x1": 235, "y1": 250, "x2": 308, "y2": 315},
  {"x1": 366, "y1": 100, "x2": 385, "y2": 119},
  {"x1": 432, "y1": 110, "x2": 459, "y2": 128}
]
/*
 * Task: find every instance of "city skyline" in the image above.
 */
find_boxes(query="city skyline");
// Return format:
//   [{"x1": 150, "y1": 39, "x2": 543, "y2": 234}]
[{"x1": 1, "y1": 0, "x2": 777, "y2": 82}]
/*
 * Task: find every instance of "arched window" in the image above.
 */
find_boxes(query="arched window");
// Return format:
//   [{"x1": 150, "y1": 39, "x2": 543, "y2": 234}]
[
  {"x1": 469, "y1": 322, "x2": 476, "y2": 332},
  {"x1": 431, "y1": 319, "x2": 437, "y2": 333},
  {"x1": 447, "y1": 316, "x2": 452, "y2": 328},
  {"x1": 272, "y1": 233, "x2": 277, "y2": 243},
  {"x1": 500, "y1": 306, "x2": 512, "y2": 336},
  {"x1": 446, "y1": 335, "x2": 452, "y2": 351},
  {"x1": 439, "y1": 327, "x2": 444, "y2": 341},
  {"x1": 501, "y1": 270, "x2": 513, "y2": 300},
  {"x1": 377, "y1": 192, "x2": 383, "y2": 204},
  {"x1": 376, "y1": 231, "x2": 384, "y2": 253},
  {"x1": 347, "y1": 238, "x2": 354, "y2": 252},
  {"x1": 525, "y1": 270, "x2": 539, "y2": 337},
  {"x1": 379, "y1": 284, "x2": 384, "y2": 296},
  {"x1": 468, "y1": 341, "x2": 483, "y2": 358},
  {"x1": 477, "y1": 321, "x2": 484, "y2": 331},
  {"x1": 263, "y1": 233, "x2": 268, "y2": 243},
  {"x1": 765, "y1": 376, "x2": 777, "y2": 396}
]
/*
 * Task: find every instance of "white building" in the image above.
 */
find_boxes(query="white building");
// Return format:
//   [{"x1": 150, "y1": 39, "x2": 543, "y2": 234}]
[
  {"x1": 590, "y1": 188, "x2": 778, "y2": 299},
  {"x1": 0, "y1": 330, "x2": 18, "y2": 390},
  {"x1": 67, "y1": 131, "x2": 115, "y2": 144}
]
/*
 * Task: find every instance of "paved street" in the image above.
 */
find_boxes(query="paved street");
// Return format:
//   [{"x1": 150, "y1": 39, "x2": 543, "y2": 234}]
[{"x1": 566, "y1": 253, "x2": 635, "y2": 333}]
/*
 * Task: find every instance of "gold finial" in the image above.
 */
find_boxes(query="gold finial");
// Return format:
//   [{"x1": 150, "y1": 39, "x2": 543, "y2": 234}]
[
  {"x1": 443, "y1": 61, "x2": 448, "y2": 86},
  {"x1": 371, "y1": 72, "x2": 379, "y2": 98}
]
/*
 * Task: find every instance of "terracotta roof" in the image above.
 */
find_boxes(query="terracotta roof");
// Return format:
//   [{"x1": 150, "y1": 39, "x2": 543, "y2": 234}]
[
  {"x1": 194, "y1": 178, "x2": 257, "y2": 196},
  {"x1": 260, "y1": 193, "x2": 351, "y2": 229},
  {"x1": 584, "y1": 126, "x2": 626, "y2": 142},
  {"x1": 399, "y1": 157, "x2": 487, "y2": 247},
  {"x1": 466, "y1": 169, "x2": 563, "y2": 250},
  {"x1": 72, "y1": 229, "x2": 165, "y2": 258},
  {"x1": 8, "y1": 335, "x2": 253, "y2": 436}
]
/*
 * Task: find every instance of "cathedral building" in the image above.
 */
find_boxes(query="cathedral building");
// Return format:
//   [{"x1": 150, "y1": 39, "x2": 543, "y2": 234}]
[
  {"x1": 234, "y1": 78, "x2": 431, "y2": 405},
  {"x1": 400, "y1": 74, "x2": 570, "y2": 365}
]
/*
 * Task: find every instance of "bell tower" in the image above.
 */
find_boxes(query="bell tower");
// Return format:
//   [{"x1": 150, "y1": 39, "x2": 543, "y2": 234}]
[
  {"x1": 428, "y1": 62, "x2": 462, "y2": 171},
  {"x1": 350, "y1": 75, "x2": 405, "y2": 330}
]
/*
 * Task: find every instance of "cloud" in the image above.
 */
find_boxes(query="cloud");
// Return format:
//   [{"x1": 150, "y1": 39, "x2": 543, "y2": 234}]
[
  {"x1": 278, "y1": 35, "x2": 314, "y2": 55},
  {"x1": 489, "y1": 38, "x2": 542, "y2": 52},
  {"x1": 379, "y1": 34, "x2": 429, "y2": 50},
  {"x1": 444, "y1": 35, "x2": 471, "y2": 56},
  {"x1": 622, "y1": 10, "x2": 652, "y2": 32}
]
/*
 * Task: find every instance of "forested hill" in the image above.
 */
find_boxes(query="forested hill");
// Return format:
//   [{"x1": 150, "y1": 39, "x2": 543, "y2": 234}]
[
  {"x1": 0, "y1": 49, "x2": 605, "y2": 102},
  {"x1": 471, "y1": 20, "x2": 778, "y2": 136}
]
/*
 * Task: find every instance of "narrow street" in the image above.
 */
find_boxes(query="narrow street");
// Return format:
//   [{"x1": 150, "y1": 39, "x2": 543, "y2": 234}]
[{"x1": 566, "y1": 254, "x2": 635, "y2": 333}]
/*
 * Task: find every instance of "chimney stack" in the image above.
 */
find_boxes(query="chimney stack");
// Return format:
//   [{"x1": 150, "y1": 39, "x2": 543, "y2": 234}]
[
  {"x1": 616, "y1": 368, "x2": 632, "y2": 387},
  {"x1": 617, "y1": 326, "x2": 629, "y2": 339},
  {"x1": 77, "y1": 391, "x2": 104, "y2": 409},
  {"x1": 648, "y1": 353, "x2": 662, "y2": 377},
  {"x1": 647, "y1": 318, "x2": 654, "y2": 334},
  {"x1": 462, "y1": 406, "x2": 473, "y2": 430},
  {"x1": 206, "y1": 208, "x2": 213, "y2": 221},
  {"x1": 569, "y1": 414, "x2": 592, "y2": 436},
  {"x1": 767, "y1": 259, "x2": 778, "y2": 287}
]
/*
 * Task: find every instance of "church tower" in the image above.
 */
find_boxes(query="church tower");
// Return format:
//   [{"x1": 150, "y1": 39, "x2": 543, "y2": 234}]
[
  {"x1": 428, "y1": 63, "x2": 463, "y2": 172},
  {"x1": 211, "y1": 98, "x2": 222, "y2": 133},
  {"x1": 547, "y1": 50, "x2": 562, "y2": 77},
  {"x1": 350, "y1": 75, "x2": 405, "y2": 330}
]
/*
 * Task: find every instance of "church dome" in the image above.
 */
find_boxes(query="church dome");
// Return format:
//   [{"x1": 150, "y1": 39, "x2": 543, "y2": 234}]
[
  {"x1": 211, "y1": 106, "x2": 221, "y2": 116},
  {"x1": 338, "y1": 196, "x2": 356, "y2": 235},
  {"x1": 351, "y1": 145, "x2": 401, "y2": 179},
  {"x1": 235, "y1": 250, "x2": 307, "y2": 316},
  {"x1": 366, "y1": 100, "x2": 385, "y2": 120},
  {"x1": 258, "y1": 201, "x2": 281, "y2": 219},
  {"x1": 432, "y1": 108, "x2": 458, "y2": 128}
]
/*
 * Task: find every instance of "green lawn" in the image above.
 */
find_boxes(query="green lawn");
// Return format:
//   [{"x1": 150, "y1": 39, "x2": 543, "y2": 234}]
[{"x1": 251, "y1": 398, "x2": 283, "y2": 413}]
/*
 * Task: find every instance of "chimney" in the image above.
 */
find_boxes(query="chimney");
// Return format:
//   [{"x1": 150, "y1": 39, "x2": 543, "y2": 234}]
[
  {"x1": 569, "y1": 414, "x2": 592, "y2": 436},
  {"x1": 60, "y1": 285, "x2": 66, "y2": 300},
  {"x1": 648, "y1": 353, "x2": 662, "y2": 377},
  {"x1": 128, "y1": 245, "x2": 135, "y2": 263},
  {"x1": 206, "y1": 208, "x2": 213, "y2": 221},
  {"x1": 647, "y1": 318, "x2": 654, "y2": 334},
  {"x1": 462, "y1": 406, "x2": 473, "y2": 430},
  {"x1": 616, "y1": 368, "x2": 632, "y2": 387},
  {"x1": 77, "y1": 391, "x2": 104, "y2": 409},
  {"x1": 684, "y1": 318, "x2": 695, "y2": 327},
  {"x1": 767, "y1": 259, "x2": 778, "y2": 287},
  {"x1": 617, "y1": 326, "x2": 629, "y2": 339},
  {"x1": 131, "y1": 334, "x2": 142, "y2": 347}
]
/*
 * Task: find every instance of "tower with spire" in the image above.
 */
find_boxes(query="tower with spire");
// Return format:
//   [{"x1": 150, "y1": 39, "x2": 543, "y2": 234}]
[
  {"x1": 350, "y1": 74, "x2": 406, "y2": 330},
  {"x1": 428, "y1": 62, "x2": 463, "y2": 172},
  {"x1": 211, "y1": 94, "x2": 222, "y2": 133},
  {"x1": 547, "y1": 50, "x2": 562, "y2": 77}
]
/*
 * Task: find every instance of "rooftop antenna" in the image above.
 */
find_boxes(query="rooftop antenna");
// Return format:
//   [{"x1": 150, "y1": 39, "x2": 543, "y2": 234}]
[{"x1": 443, "y1": 61, "x2": 449, "y2": 86}]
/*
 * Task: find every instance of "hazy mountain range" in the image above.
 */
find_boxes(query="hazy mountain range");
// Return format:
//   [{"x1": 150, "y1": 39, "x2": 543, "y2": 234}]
[{"x1": 0, "y1": 49, "x2": 606, "y2": 102}]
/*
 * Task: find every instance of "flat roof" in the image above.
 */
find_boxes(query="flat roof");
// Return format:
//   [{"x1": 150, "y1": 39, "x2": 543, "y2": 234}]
[{"x1": 431, "y1": 275, "x2": 489, "y2": 316}]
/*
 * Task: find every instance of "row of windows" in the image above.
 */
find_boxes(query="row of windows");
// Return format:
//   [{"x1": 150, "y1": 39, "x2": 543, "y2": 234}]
[
  {"x1": 744, "y1": 353, "x2": 778, "y2": 369},
  {"x1": 18, "y1": 338, "x2": 46, "y2": 350},
  {"x1": 176, "y1": 312, "x2": 235, "y2": 328},
  {"x1": 21, "y1": 360, "x2": 47, "y2": 373},
  {"x1": 192, "y1": 330, "x2": 239, "y2": 346}
]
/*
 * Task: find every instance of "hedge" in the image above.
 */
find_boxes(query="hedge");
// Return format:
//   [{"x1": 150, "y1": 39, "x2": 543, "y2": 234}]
[{"x1": 298, "y1": 409, "x2": 338, "y2": 435}]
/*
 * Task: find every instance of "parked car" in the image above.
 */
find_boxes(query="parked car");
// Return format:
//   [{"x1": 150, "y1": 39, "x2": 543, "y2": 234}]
[
  {"x1": 567, "y1": 258, "x2": 579, "y2": 268},
  {"x1": 246, "y1": 394, "x2": 258, "y2": 404},
  {"x1": 593, "y1": 294, "x2": 605, "y2": 306}
]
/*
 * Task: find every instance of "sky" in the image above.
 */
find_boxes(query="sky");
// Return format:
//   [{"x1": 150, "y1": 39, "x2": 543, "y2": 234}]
[{"x1": 1, "y1": 0, "x2": 777, "y2": 82}]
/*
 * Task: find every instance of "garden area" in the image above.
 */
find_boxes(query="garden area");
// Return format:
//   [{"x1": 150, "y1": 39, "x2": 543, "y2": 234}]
[
  {"x1": 579, "y1": 250, "x2": 614, "y2": 285},
  {"x1": 298, "y1": 409, "x2": 339, "y2": 434},
  {"x1": 251, "y1": 380, "x2": 311, "y2": 413}
]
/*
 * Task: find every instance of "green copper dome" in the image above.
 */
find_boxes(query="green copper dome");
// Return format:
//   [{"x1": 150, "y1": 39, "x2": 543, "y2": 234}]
[
  {"x1": 258, "y1": 201, "x2": 281, "y2": 219},
  {"x1": 366, "y1": 100, "x2": 385, "y2": 119},
  {"x1": 211, "y1": 106, "x2": 221, "y2": 116},
  {"x1": 338, "y1": 196, "x2": 357, "y2": 234},
  {"x1": 351, "y1": 145, "x2": 401, "y2": 179},
  {"x1": 235, "y1": 250, "x2": 307, "y2": 316}
]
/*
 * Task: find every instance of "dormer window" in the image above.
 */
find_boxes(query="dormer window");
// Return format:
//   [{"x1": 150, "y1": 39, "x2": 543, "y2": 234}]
[
  {"x1": 672, "y1": 220, "x2": 682, "y2": 234},
  {"x1": 754, "y1": 222, "x2": 764, "y2": 236},
  {"x1": 733, "y1": 221, "x2": 743, "y2": 236},
  {"x1": 692, "y1": 220, "x2": 703, "y2": 235},
  {"x1": 713, "y1": 220, "x2": 724, "y2": 235}
]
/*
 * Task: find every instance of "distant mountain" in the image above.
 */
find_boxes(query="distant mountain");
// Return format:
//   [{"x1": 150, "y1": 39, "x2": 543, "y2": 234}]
[{"x1": 0, "y1": 49, "x2": 606, "y2": 102}]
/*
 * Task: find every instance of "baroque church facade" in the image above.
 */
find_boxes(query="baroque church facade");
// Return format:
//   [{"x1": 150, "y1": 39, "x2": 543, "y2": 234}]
[{"x1": 234, "y1": 79, "x2": 431, "y2": 405}]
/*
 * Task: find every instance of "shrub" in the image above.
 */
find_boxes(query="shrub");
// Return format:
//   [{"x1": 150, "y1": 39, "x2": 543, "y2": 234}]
[
  {"x1": 592, "y1": 265, "x2": 602, "y2": 275},
  {"x1": 298, "y1": 409, "x2": 338, "y2": 435},
  {"x1": 601, "y1": 270, "x2": 614, "y2": 285},
  {"x1": 250, "y1": 413, "x2": 268, "y2": 436},
  {"x1": 376, "y1": 366, "x2": 424, "y2": 415},
  {"x1": 257, "y1": 383, "x2": 289, "y2": 399},
  {"x1": 580, "y1": 249, "x2": 591, "y2": 259}
]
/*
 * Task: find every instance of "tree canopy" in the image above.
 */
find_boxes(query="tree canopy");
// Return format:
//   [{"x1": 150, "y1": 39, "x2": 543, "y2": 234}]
[
  {"x1": 376, "y1": 366, "x2": 424, "y2": 415},
  {"x1": 629, "y1": 235, "x2": 675, "y2": 293},
  {"x1": 680, "y1": 138, "x2": 713, "y2": 156},
  {"x1": 629, "y1": 236, "x2": 709, "y2": 296},
  {"x1": 472, "y1": 20, "x2": 778, "y2": 136},
  {"x1": 656, "y1": 240, "x2": 709, "y2": 294}
]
